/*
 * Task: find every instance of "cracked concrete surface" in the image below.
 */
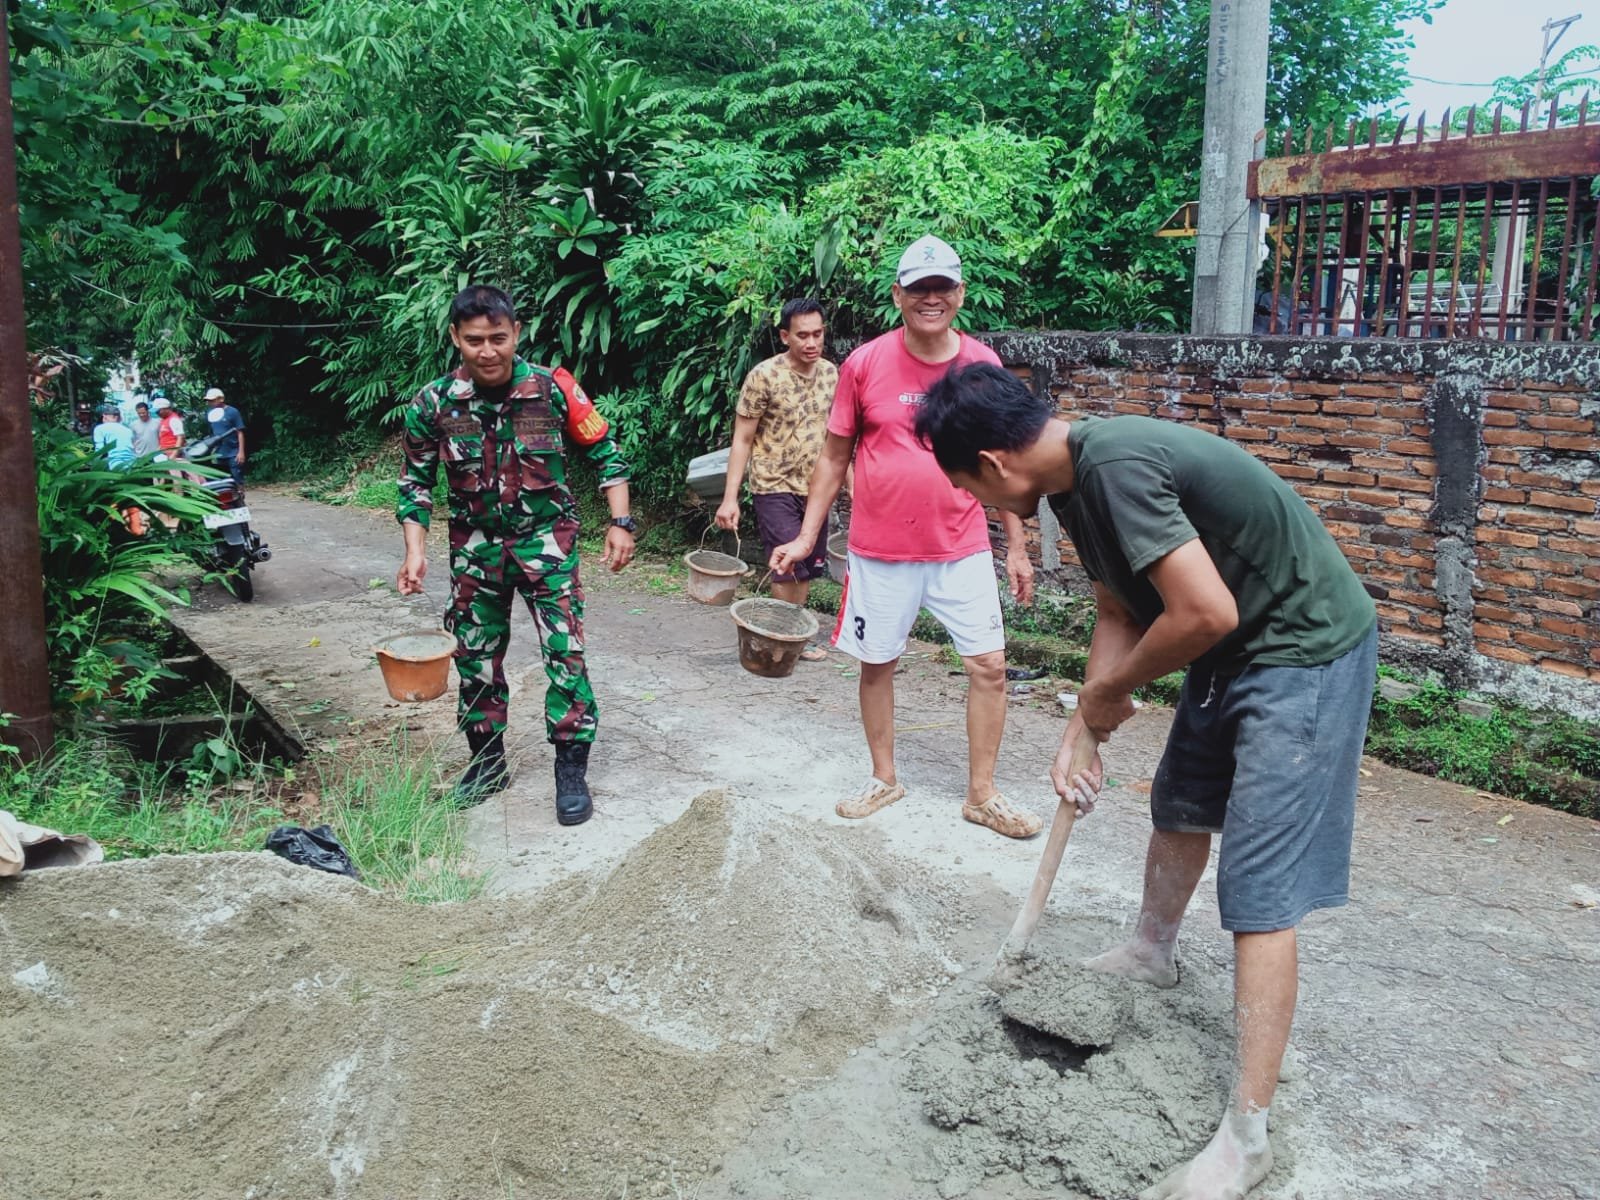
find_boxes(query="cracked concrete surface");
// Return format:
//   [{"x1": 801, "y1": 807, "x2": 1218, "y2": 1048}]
[{"x1": 169, "y1": 490, "x2": 1600, "y2": 1200}]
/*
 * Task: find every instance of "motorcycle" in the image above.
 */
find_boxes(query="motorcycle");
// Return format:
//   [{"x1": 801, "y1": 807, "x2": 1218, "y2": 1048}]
[{"x1": 181, "y1": 434, "x2": 270, "y2": 602}]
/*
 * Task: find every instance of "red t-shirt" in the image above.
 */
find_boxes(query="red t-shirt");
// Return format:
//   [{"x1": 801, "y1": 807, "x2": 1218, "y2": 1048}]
[
  {"x1": 827, "y1": 329, "x2": 999, "y2": 562},
  {"x1": 157, "y1": 412, "x2": 184, "y2": 450}
]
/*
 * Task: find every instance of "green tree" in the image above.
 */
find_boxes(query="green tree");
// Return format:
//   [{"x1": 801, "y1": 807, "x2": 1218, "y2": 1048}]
[{"x1": 12, "y1": 0, "x2": 1446, "y2": 507}]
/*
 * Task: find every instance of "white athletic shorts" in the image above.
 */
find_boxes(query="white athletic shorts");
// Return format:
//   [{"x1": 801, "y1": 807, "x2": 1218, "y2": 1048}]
[{"x1": 831, "y1": 549, "x2": 1005, "y2": 664}]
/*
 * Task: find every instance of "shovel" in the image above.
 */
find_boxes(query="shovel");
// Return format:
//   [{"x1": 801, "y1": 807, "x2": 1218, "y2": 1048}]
[{"x1": 993, "y1": 725, "x2": 1100, "y2": 974}]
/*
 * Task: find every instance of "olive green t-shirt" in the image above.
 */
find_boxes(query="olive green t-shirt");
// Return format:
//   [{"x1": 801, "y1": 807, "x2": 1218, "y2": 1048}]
[{"x1": 1048, "y1": 415, "x2": 1376, "y2": 673}]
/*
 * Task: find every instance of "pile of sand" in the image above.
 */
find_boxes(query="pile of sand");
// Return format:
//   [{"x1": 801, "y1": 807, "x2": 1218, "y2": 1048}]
[
  {"x1": 906, "y1": 940, "x2": 1237, "y2": 1199},
  {"x1": 0, "y1": 791, "x2": 959, "y2": 1200},
  {"x1": 523, "y1": 788, "x2": 961, "y2": 1049}
]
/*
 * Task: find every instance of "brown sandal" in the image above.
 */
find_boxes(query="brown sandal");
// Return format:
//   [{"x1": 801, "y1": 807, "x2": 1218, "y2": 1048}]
[
  {"x1": 836, "y1": 778, "x2": 907, "y2": 820},
  {"x1": 962, "y1": 793, "x2": 1044, "y2": 840}
]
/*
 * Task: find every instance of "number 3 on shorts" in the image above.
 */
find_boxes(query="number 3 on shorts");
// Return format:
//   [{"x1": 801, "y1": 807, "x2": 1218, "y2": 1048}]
[{"x1": 853, "y1": 616, "x2": 866, "y2": 640}]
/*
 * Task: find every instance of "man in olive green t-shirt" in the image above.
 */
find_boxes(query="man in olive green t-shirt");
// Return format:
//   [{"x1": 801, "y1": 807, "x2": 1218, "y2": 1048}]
[{"x1": 915, "y1": 363, "x2": 1378, "y2": 1200}]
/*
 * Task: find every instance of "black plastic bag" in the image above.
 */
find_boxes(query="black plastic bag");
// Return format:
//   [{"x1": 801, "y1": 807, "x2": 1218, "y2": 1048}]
[{"x1": 264, "y1": 824, "x2": 360, "y2": 879}]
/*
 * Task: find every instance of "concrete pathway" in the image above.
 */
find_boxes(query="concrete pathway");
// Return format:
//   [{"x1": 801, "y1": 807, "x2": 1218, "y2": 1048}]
[{"x1": 173, "y1": 489, "x2": 1600, "y2": 1200}]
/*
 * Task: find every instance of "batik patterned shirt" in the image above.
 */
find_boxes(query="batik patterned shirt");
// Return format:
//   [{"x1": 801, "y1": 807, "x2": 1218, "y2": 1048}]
[{"x1": 736, "y1": 353, "x2": 838, "y2": 496}]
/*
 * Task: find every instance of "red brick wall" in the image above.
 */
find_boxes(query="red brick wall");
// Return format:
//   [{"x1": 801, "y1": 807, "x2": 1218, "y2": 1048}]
[
  {"x1": 1473, "y1": 385, "x2": 1600, "y2": 680},
  {"x1": 983, "y1": 333, "x2": 1600, "y2": 711}
]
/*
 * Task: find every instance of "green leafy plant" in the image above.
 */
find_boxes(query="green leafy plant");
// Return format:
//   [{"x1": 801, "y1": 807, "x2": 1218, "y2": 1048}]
[
  {"x1": 33, "y1": 424, "x2": 219, "y2": 706},
  {"x1": 1367, "y1": 669, "x2": 1600, "y2": 817},
  {"x1": 15, "y1": 0, "x2": 1445, "y2": 509}
]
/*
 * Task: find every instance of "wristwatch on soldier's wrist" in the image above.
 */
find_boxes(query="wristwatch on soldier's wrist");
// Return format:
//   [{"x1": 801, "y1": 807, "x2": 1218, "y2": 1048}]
[{"x1": 610, "y1": 516, "x2": 638, "y2": 534}]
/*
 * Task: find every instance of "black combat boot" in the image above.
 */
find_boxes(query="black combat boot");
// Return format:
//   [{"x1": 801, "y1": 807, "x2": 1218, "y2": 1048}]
[
  {"x1": 451, "y1": 729, "x2": 510, "y2": 808},
  {"x1": 553, "y1": 741, "x2": 593, "y2": 826}
]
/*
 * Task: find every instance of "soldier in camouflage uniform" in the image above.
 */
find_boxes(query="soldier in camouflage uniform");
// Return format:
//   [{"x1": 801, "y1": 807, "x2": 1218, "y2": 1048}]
[{"x1": 396, "y1": 285, "x2": 636, "y2": 823}]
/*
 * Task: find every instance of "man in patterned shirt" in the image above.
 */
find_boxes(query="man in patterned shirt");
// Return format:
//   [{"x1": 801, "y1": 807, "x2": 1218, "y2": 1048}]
[
  {"x1": 396, "y1": 285, "x2": 635, "y2": 823},
  {"x1": 716, "y1": 298, "x2": 836, "y2": 658}
]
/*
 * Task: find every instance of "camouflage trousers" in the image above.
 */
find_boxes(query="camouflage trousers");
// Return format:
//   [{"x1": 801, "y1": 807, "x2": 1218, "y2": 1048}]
[{"x1": 445, "y1": 517, "x2": 596, "y2": 743}]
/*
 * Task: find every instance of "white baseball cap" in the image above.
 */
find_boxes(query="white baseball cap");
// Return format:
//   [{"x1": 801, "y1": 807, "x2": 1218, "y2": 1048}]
[
  {"x1": 204, "y1": 386, "x2": 225, "y2": 400},
  {"x1": 896, "y1": 235, "x2": 963, "y2": 287},
  {"x1": 152, "y1": 396, "x2": 173, "y2": 411}
]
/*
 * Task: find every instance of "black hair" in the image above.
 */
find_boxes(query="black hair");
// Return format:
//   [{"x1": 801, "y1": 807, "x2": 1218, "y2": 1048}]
[
  {"x1": 778, "y1": 297, "x2": 825, "y2": 331},
  {"x1": 915, "y1": 362, "x2": 1053, "y2": 475},
  {"x1": 449, "y1": 284, "x2": 518, "y2": 328}
]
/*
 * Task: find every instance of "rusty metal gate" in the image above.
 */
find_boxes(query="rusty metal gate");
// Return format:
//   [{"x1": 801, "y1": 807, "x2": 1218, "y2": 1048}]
[{"x1": 1249, "y1": 98, "x2": 1600, "y2": 341}]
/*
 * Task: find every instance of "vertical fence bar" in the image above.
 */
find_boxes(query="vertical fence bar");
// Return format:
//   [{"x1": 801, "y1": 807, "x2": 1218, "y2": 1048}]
[
  {"x1": 1351, "y1": 190, "x2": 1375, "y2": 336},
  {"x1": 1584, "y1": 96, "x2": 1596, "y2": 339},
  {"x1": 1399, "y1": 186, "x2": 1419, "y2": 336},
  {"x1": 1554, "y1": 176, "x2": 1579, "y2": 340},
  {"x1": 1269, "y1": 197, "x2": 1289, "y2": 333},
  {"x1": 1289, "y1": 193, "x2": 1310, "y2": 336},
  {"x1": 1371, "y1": 188, "x2": 1395, "y2": 335},
  {"x1": 1524, "y1": 179, "x2": 1550, "y2": 339},
  {"x1": 1309, "y1": 194, "x2": 1330, "y2": 335},
  {"x1": 1471, "y1": 183, "x2": 1496, "y2": 338},
  {"x1": 1423, "y1": 186, "x2": 1443, "y2": 337},
  {"x1": 1338, "y1": 194, "x2": 1356, "y2": 334},
  {"x1": 1582, "y1": 194, "x2": 1600, "y2": 339},
  {"x1": 1495, "y1": 180, "x2": 1522, "y2": 338},
  {"x1": 1450, "y1": 185, "x2": 1469, "y2": 337}
]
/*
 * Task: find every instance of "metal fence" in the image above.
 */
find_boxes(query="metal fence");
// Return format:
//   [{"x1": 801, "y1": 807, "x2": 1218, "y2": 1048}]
[{"x1": 1249, "y1": 99, "x2": 1600, "y2": 341}]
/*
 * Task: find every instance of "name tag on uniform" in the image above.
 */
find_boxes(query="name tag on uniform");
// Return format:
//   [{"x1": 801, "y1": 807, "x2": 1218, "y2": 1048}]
[
  {"x1": 513, "y1": 409, "x2": 559, "y2": 451},
  {"x1": 438, "y1": 410, "x2": 478, "y2": 438}
]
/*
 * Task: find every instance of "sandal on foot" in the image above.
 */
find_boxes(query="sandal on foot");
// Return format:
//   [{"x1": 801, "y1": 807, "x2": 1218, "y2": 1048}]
[
  {"x1": 799, "y1": 643, "x2": 828, "y2": 662},
  {"x1": 962, "y1": 793, "x2": 1043, "y2": 839},
  {"x1": 836, "y1": 777, "x2": 907, "y2": 820}
]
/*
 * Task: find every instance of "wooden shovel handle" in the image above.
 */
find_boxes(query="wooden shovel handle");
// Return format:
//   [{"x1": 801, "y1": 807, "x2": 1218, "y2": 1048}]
[{"x1": 1002, "y1": 725, "x2": 1101, "y2": 954}]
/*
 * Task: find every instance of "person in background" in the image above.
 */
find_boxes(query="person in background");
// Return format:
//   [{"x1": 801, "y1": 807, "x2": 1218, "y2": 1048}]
[
  {"x1": 92, "y1": 405, "x2": 135, "y2": 469},
  {"x1": 153, "y1": 394, "x2": 185, "y2": 457},
  {"x1": 204, "y1": 386, "x2": 247, "y2": 488},
  {"x1": 129, "y1": 400, "x2": 161, "y2": 459},
  {"x1": 716, "y1": 297, "x2": 837, "y2": 661}
]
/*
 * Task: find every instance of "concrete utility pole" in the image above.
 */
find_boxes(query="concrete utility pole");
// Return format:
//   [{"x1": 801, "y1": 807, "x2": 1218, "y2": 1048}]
[
  {"x1": 1190, "y1": 0, "x2": 1272, "y2": 335},
  {"x1": 0, "y1": 6, "x2": 56, "y2": 762},
  {"x1": 1537, "y1": 14, "x2": 1582, "y2": 105}
]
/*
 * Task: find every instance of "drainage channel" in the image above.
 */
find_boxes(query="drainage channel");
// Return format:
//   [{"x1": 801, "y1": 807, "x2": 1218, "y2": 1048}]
[{"x1": 87, "y1": 626, "x2": 304, "y2": 766}]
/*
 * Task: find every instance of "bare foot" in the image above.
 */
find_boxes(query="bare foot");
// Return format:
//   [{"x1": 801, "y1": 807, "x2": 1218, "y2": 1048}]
[
  {"x1": 1140, "y1": 1110, "x2": 1273, "y2": 1200},
  {"x1": 1083, "y1": 939, "x2": 1179, "y2": 989}
]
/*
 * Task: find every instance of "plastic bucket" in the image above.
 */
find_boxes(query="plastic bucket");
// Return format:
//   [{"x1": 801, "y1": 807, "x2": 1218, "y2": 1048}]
[
  {"x1": 684, "y1": 530, "x2": 751, "y2": 606},
  {"x1": 374, "y1": 631, "x2": 455, "y2": 702},
  {"x1": 729, "y1": 598, "x2": 820, "y2": 679},
  {"x1": 827, "y1": 530, "x2": 849, "y2": 584}
]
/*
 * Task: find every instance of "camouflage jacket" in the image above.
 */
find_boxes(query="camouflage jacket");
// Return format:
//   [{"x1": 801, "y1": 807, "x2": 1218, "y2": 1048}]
[{"x1": 396, "y1": 358, "x2": 629, "y2": 534}]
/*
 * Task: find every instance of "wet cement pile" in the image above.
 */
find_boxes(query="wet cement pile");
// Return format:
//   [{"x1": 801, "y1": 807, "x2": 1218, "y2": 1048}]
[
  {"x1": 0, "y1": 791, "x2": 959, "y2": 1200},
  {"x1": 907, "y1": 949, "x2": 1236, "y2": 1199},
  {"x1": 992, "y1": 953, "x2": 1142, "y2": 1047}
]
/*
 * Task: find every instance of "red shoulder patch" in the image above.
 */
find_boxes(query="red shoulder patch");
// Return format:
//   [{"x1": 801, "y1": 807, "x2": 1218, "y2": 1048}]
[{"x1": 554, "y1": 367, "x2": 610, "y2": 447}]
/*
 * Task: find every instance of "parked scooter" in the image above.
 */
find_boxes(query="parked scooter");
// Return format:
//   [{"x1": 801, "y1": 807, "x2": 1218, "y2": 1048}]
[{"x1": 182, "y1": 433, "x2": 270, "y2": 602}]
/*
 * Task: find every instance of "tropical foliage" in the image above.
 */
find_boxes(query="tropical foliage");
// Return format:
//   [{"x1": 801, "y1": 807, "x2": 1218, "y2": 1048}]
[
  {"x1": 14, "y1": 0, "x2": 1449, "y2": 504},
  {"x1": 31, "y1": 425, "x2": 220, "y2": 706}
]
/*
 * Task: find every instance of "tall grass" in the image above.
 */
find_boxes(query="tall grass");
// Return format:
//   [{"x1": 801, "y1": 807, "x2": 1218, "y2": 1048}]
[
  {"x1": 0, "y1": 731, "x2": 486, "y2": 902},
  {"x1": 321, "y1": 738, "x2": 487, "y2": 903}
]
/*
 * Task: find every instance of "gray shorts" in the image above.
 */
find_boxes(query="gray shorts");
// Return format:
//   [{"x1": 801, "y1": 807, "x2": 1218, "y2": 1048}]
[{"x1": 1151, "y1": 624, "x2": 1377, "y2": 933}]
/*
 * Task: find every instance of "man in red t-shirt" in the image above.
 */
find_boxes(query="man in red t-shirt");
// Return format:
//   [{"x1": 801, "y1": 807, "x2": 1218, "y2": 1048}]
[{"x1": 772, "y1": 236, "x2": 1040, "y2": 839}]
